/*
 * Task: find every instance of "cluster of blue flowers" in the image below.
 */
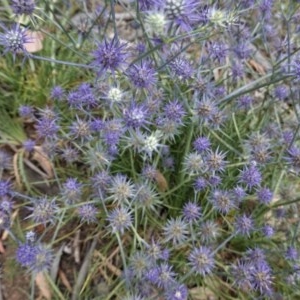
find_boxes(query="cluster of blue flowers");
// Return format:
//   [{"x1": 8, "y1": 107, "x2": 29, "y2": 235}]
[{"x1": 0, "y1": 0, "x2": 300, "y2": 299}]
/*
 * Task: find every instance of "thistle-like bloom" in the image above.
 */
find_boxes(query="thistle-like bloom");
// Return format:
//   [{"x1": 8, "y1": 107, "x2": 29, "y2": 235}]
[
  {"x1": 230, "y1": 260, "x2": 253, "y2": 291},
  {"x1": 61, "y1": 178, "x2": 82, "y2": 205},
  {"x1": 36, "y1": 117, "x2": 60, "y2": 139},
  {"x1": 61, "y1": 147, "x2": 79, "y2": 164},
  {"x1": 107, "y1": 174, "x2": 135, "y2": 204},
  {"x1": 22, "y1": 139, "x2": 35, "y2": 152},
  {"x1": 91, "y1": 37, "x2": 128, "y2": 74},
  {"x1": 239, "y1": 163, "x2": 262, "y2": 190},
  {"x1": 18, "y1": 105, "x2": 34, "y2": 118},
  {"x1": 107, "y1": 206, "x2": 132, "y2": 235},
  {"x1": 123, "y1": 103, "x2": 149, "y2": 129},
  {"x1": 250, "y1": 261, "x2": 273, "y2": 296},
  {"x1": 50, "y1": 85, "x2": 65, "y2": 101},
  {"x1": 128, "y1": 251, "x2": 151, "y2": 278},
  {"x1": 91, "y1": 170, "x2": 111, "y2": 199},
  {"x1": 163, "y1": 100, "x2": 186, "y2": 123},
  {"x1": 182, "y1": 201, "x2": 202, "y2": 223},
  {"x1": 204, "y1": 148, "x2": 227, "y2": 173},
  {"x1": 28, "y1": 197, "x2": 58, "y2": 225},
  {"x1": 154, "y1": 263, "x2": 177, "y2": 288},
  {"x1": 16, "y1": 242, "x2": 37, "y2": 267},
  {"x1": 69, "y1": 118, "x2": 92, "y2": 142},
  {"x1": 199, "y1": 220, "x2": 220, "y2": 243},
  {"x1": 285, "y1": 246, "x2": 298, "y2": 261},
  {"x1": 165, "y1": 283, "x2": 188, "y2": 300},
  {"x1": 162, "y1": 217, "x2": 189, "y2": 245},
  {"x1": 256, "y1": 187, "x2": 273, "y2": 205},
  {"x1": 209, "y1": 189, "x2": 235, "y2": 214},
  {"x1": 11, "y1": 0, "x2": 35, "y2": 15},
  {"x1": 169, "y1": 56, "x2": 194, "y2": 80},
  {"x1": 183, "y1": 152, "x2": 204, "y2": 175},
  {"x1": 77, "y1": 204, "x2": 98, "y2": 224},
  {"x1": 286, "y1": 146, "x2": 300, "y2": 173},
  {"x1": 0, "y1": 180, "x2": 12, "y2": 198},
  {"x1": 126, "y1": 60, "x2": 157, "y2": 89},
  {"x1": 261, "y1": 224, "x2": 274, "y2": 238},
  {"x1": 134, "y1": 183, "x2": 160, "y2": 211},
  {"x1": 193, "y1": 136, "x2": 211, "y2": 153},
  {"x1": 29, "y1": 243, "x2": 53, "y2": 274},
  {"x1": 193, "y1": 99, "x2": 217, "y2": 124},
  {"x1": 0, "y1": 23, "x2": 31, "y2": 60},
  {"x1": 188, "y1": 246, "x2": 215, "y2": 276},
  {"x1": 234, "y1": 214, "x2": 254, "y2": 237}
]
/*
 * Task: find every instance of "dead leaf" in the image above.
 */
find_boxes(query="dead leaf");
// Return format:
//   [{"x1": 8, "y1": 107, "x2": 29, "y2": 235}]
[
  {"x1": 155, "y1": 170, "x2": 168, "y2": 192},
  {"x1": 13, "y1": 152, "x2": 22, "y2": 188},
  {"x1": 24, "y1": 30, "x2": 44, "y2": 53},
  {"x1": 248, "y1": 59, "x2": 266, "y2": 75},
  {"x1": 32, "y1": 146, "x2": 54, "y2": 179},
  {"x1": 58, "y1": 270, "x2": 72, "y2": 292},
  {"x1": 35, "y1": 272, "x2": 52, "y2": 300}
]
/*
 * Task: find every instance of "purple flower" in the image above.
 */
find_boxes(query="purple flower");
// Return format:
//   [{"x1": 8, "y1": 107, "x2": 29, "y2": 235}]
[
  {"x1": 274, "y1": 85, "x2": 289, "y2": 100},
  {"x1": 77, "y1": 204, "x2": 98, "y2": 224},
  {"x1": 126, "y1": 60, "x2": 157, "y2": 89},
  {"x1": 11, "y1": 0, "x2": 35, "y2": 15},
  {"x1": 165, "y1": 283, "x2": 188, "y2": 300},
  {"x1": 209, "y1": 189, "x2": 235, "y2": 214},
  {"x1": 18, "y1": 105, "x2": 33, "y2": 118},
  {"x1": 182, "y1": 201, "x2": 202, "y2": 223},
  {"x1": 188, "y1": 246, "x2": 215, "y2": 276},
  {"x1": 154, "y1": 263, "x2": 177, "y2": 288},
  {"x1": 0, "y1": 23, "x2": 31, "y2": 60},
  {"x1": 199, "y1": 220, "x2": 220, "y2": 243},
  {"x1": 205, "y1": 148, "x2": 227, "y2": 173},
  {"x1": 123, "y1": 103, "x2": 149, "y2": 129},
  {"x1": 22, "y1": 139, "x2": 35, "y2": 152},
  {"x1": 61, "y1": 147, "x2": 79, "y2": 164},
  {"x1": 193, "y1": 136, "x2": 211, "y2": 153},
  {"x1": 29, "y1": 243, "x2": 53, "y2": 274},
  {"x1": 261, "y1": 224, "x2": 274, "y2": 238},
  {"x1": 69, "y1": 118, "x2": 91, "y2": 142},
  {"x1": 194, "y1": 99, "x2": 217, "y2": 123},
  {"x1": 0, "y1": 180, "x2": 11, "y2": 197},
  {"x1": 50, "y1": 85, "x2": 65, "y2": 101},
  {"x1": 239, "y1": 163, "x2": 262, "y2": 190},
  {"x1": 286, "y1": 146, "x2": 300, "y2": 173},
  {"x1": 193, "y1": 177, "x2": 208, "y2": 192},
  {"x1": 231, "y1": 260, "x2": 253, "y2": 291},
  {"x1": 256, "y1": 187, "x2": 273, "y2": 205},
  {"x1": 237, "y1": 95, "x2": 253, "y2": 110},
  {"x1": 91, "y1": 171, "x2": 111, "y2": 199},
  {"x1": 232, "y1": 186, "x2": 246, "y2": 203},
  {"x1": 232, "y1": 43, "x2": 252, "y2": 60},
  {"x1": 107, "y1": 174, "x2": 135, "y2": 204},
  {"x1": 76, "y1": 82, "x2": 97, "y2": 108},
  {"x1": 163, "y1": 217, "x2": 189, "y2": 245},
  {"x1": 234, "y1": 214, "x2": 254, "y2": 237},
  {"x1": 62, "y1": 178, "x2": 82, "y2": 204},
  {"x1": 207, "y1": 175, "x2": 222, "y2": 187},
  {"x1": 250, "y1": 261, "x2": 273, "y2": 296},
  {"x1": 36, "y1": 117, "x2": 60, "y2": 139},
  {"x1": 163, "y1": 100, "x2": 186, "y2": 123},
  {"x1": 28, "y1": 197, "x2": 58, "y2": 225},
  {"x1": 207, "y1": 41, "x2": 227, "y2": 63},
  {"x1": 134, "y1": 183, "x2": 160, "y2": 211},
  {"x1": 286, "y1": 246, "x2": 298, "y2": 261},
  {"x1": 91, "y1": 37, "x2": 128, "y2": 74},
  {"x1": 107, "y1": 206, "x2": 132, "y2": 235},
  {"x1": 169, "y1": 55, "x2": 194, "y2": 80},
  {"x1": 16, "y1": 243, "x2": 37, "y2": 267}
]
